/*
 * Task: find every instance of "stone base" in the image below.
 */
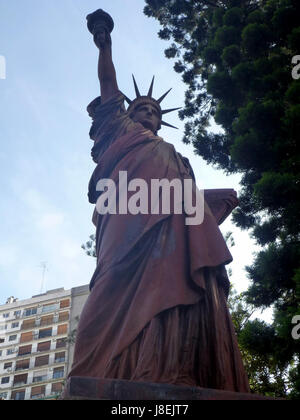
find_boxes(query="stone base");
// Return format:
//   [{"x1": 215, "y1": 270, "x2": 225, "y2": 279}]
[{"x1": 63, "y1": 376, "x2": 276, "y2": 400}]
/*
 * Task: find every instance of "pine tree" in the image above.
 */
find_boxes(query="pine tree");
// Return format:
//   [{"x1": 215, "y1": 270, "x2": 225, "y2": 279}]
[{"x1": 144, "y1": 0, "x2": 300, "y2": 397}]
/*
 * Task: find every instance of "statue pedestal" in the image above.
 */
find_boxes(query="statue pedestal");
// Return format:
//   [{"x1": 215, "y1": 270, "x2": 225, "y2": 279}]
[{"x1": 63, "y1": 377, "x2": 276, "y2": 400}]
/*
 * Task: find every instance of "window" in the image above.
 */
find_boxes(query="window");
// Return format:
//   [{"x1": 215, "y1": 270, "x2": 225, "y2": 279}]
[
  {"x1": 0, "y1": 392, "x2": 8, "y2": 400},
  {"x1": 51, "y1": 382, "x2": 63, "y2": 394},
  {"x1": 21, "y1": 319, "x2": 36, "y2": 330},
  {"x1": 33, "y1": 370, "x2": 48, "y2": 383},
  {"x1": 15, "y1": 359, "x2": 30, "y2": 371},
  {"x1": 31, "y1": 385, "x2": 45, "y2": 399},
  {"x1": 57, "y1": 324, "x2": 68, "y2": 335},
  {"x1": 0, "y1": 337, "x2": 4, "y2": 343},
  {"x1": 56, "y1": 338, "x2": 67, "y2": 349},
  {"x1": 60, "y1": 299, "x2": 70, "y2": 309},
  {"x1": 7, "y1": 348, "x2": 15, "y2": 355},
  {"x1": 13, "y1": 373, "x2": 28, "y2": 386},
  {"x1": 55, "y1": 352, "x2": 65, "y2": 363},
  {"x1": 9, "y1": 334, "x2": 17, "y2": 342},
  {"x1": 53, "y1": 367, "x2": 64, "y2": 379},
  {"x1": 0, "y1": 324, "x2": 7, "y2": 331},
  {"x1": 4, "y1": 362, "x2": 12, "y2": 369},
  {"x1": 58, "y1": 311, "x2": 69, "y2": 322},
  {"x1": 37, "y1": 341, "x2": 51, "y2": 352},
  {"x1": 11, "y1": 322, "x2": 19, "y2": 328},
  {"x1": 38, "y1": 328, "x2": 52, "y2": 339},
  {"x1": 14, "y1": 310, "x2": 21, "y2": 318},
  {"x1": 20, "y1": 331, "x2": 33, "y2": 343},
  {"x1": 1, "y1": 377, "x2": 9, "y2": 384},
  {"x1": 42, "y1": 303, "x2": 59, "y2": 313},
  {"x1": 18, "y1": 344, "x2": 32, "y2": 356},
  {"x1": 2, "y1": 313, "x2": 9, "y2": 318},
  {"x1": 23, "y1": 307, "x2": 37, "y2": 317},
  {"x1": 11, "y1": 390, "x2": 25, "y2": 400},
  {"x1": 35, "y1": 354, "x2": 49, "y2": 367},
  {"x1": 40, "y1": 315, "x2": 53, "y2": 326}
]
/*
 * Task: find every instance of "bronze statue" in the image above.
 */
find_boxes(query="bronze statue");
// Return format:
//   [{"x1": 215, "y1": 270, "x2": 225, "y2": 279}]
[{"x1": 68, "y1": 9, "x2": 250, "y2": 392}]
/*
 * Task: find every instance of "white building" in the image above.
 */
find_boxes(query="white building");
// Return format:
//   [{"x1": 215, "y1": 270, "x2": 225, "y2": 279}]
[{"x1": 0, "y1": 285, "x2": 89, "y2": 400}]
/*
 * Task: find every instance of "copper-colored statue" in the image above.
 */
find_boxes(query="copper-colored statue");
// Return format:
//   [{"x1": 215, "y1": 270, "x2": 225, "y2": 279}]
[{"x1": 68, "y1": 9, "x2": 250, "y2": 392}]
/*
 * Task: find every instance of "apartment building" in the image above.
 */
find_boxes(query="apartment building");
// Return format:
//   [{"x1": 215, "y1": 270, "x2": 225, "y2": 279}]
[{"x1": 0, "y1": 285, "x2": 89, "y2": 400}]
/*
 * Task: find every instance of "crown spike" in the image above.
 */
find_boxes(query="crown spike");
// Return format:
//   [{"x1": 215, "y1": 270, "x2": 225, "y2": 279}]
[
  {"x1": 132, "y1": 74, "x2": 141, "y2": 98},
  {"x1": 123, "y1": 94, "x2": 132, "y2": 105},
  {"x1": 161, "y1": 107, "x2": 181, "y2": 115},
  {"x1": 147, "y1": 76, "x2": 155, "y2": 98},
  {"x1": 157, "y1": 88, "x2": 172, "y2": 104},
  {"x1": 161, "y1": 120, "x2": 178, "y2": 129}
]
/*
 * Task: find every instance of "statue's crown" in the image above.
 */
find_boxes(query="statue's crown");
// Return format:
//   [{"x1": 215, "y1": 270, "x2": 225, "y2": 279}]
[{"x1": 125, "y1": 75, "x2": 180, "y2": 130}]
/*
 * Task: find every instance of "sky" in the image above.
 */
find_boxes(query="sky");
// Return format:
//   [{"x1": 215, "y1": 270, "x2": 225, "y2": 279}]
[{"x1": 0, "y1": 0, "x2": 269, "y2": 319}]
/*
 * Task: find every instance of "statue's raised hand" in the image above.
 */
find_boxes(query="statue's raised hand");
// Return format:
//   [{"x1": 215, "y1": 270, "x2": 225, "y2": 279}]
[
  {"x1": 94, "y1": 26, "x2": 111, "y2": 50},
  {"x1": 87, "y1": 9, "x2": 114, "y2": 51},
  {"x1": 87, "y1": 9, "x2": 118, "y2": 101}
]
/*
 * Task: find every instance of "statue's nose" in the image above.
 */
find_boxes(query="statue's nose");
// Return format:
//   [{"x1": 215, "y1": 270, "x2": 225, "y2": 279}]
[{"x1": 146, "y1": 107, "x2": 153, "y2": 115}]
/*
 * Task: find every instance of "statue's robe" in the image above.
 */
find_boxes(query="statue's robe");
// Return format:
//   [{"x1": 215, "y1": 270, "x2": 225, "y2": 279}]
[{"x1": 68, "y1": 93, "x2": 250, "y2": 392}]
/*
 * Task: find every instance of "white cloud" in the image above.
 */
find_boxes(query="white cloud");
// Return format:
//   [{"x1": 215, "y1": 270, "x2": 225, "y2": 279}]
[
  {"x1": 0, "y1": 245, "x2": 18, "y2": 267},
  {"x1": 59, "y1": 238, "x2": 82, "y2": 260},
  {"x1": 36, "y1": 212, "x2": 65, "y2": 230},
  {"x1": 22, "y1": 188, "x2": 44, "y2": 213},
  {"x1": 0, "y1": 184, "x2": 94, "y2": 300},
  {"x1": 16, "y1": 265, "x2": 43, "y2": 297}
]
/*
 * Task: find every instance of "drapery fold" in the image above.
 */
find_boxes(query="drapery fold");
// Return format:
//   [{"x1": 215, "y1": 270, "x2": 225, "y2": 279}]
[{"x1": 68, "y1": 93, "x2": 250, "y2": 392}]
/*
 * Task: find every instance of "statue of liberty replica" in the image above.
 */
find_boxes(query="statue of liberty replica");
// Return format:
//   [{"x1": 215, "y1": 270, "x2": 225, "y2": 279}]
[{"x1": 68, "y1": 9, "x2": 249, "y2": 393}]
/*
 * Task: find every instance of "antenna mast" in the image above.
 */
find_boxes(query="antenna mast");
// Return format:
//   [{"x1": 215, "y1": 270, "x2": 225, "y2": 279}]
[{"x1": 39, "y1": 261, "x2": 48, "y2": 293}]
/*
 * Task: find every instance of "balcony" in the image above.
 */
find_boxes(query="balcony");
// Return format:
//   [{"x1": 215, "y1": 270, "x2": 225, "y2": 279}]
[
  {"x1": 13, "y1": 356, "x2": 67, "y2": 373},
  {"x1": 20, "y1": 314, "x2": 69, "y2": 331},
  {"x1": 33, "y1": 372, "x2": 64, "y2": 384},
  {"x1": 33, "y1": 375, "x2": 48, "y2": 383},
  {"x1": 12, "y1": 380, "x2": 27, "y2": 388},
  {"x1": 15, "y1": 364, "x2": 30, "y2": 372},
  {"x1": 31, "y1": 393, "x2": 46, "y2": 400},
  {"x1": 17, "y1": 339, "x2": 67, "y2": 358},
  {"x1": 13, "y1": 371, "x2": 65, "y2": 389},
  {"x1": 11, "y1": 353, "x2": 68, "y2": 372}
]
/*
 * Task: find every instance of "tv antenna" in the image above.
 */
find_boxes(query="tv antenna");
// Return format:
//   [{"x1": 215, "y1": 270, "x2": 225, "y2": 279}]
[{"x1": 39, "y1": 261, "x2": 48, "y2": 293}]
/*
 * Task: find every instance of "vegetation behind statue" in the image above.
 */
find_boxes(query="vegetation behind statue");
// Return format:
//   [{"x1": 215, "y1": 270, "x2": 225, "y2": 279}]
[{"x1": 144, "y1": 0, "x2": 300, "y2": 398}]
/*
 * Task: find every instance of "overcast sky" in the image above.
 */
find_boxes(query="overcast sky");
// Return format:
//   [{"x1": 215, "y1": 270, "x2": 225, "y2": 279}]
[{"x1": 0, "y1": 0, "x2": 269, "y2": 319}]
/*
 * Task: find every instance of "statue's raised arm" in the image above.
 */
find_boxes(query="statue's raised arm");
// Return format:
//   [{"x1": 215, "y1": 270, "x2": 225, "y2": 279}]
[
  {"x1": 67, "y1": 8, "x2": 250, "y2": 398},
  {"x1": 87, "y1": 9, "x2": 118, "y2": 103}
]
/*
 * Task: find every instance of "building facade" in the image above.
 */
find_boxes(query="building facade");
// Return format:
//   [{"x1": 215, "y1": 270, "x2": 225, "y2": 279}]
[{"x1": 0, "y1": 285, "x2": 89, "y2": 400}]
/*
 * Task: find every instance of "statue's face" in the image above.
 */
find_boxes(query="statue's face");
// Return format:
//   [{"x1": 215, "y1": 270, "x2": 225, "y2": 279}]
[{"x1": 131, "y1": 103, "x2": 161, "y2": 133}]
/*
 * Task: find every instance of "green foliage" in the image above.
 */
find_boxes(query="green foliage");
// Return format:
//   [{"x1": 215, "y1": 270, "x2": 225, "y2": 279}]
[
  {"x1": 223, "y1": 7, "x2": 243, "y2": 26},
  {"x1": 241, "y1": 23, "x2": 271, "y2": 55},
  {"x1": 221, "y1": 45, "x2": 241, "y2": 67},
  {"x1": 81, "y1": 234, "x2": 96, "y2": 258},
  {"x1": 228, "y1": 288, "x2": 294, "y2": 397},
  {"x1": 207, "y1": 71, "x2": 234, "y2": 99},
  {"x1": 144, "y1": 0, "x2": 300, "y2": 397},
  {"x1": 215, "y1": 25, "x2": 241, "y2": 49}
]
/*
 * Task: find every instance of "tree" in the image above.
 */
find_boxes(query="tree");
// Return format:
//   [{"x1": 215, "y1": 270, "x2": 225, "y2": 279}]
[
  {"x1": 81, "y1": 234, "x2": 96, "y2": 258},
  {"x1": 144, "y1": 0, "x2": 300, "y2": 397},
  {"x1": 228, "y1": 288, "x2": 296, "y2": 397}
]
